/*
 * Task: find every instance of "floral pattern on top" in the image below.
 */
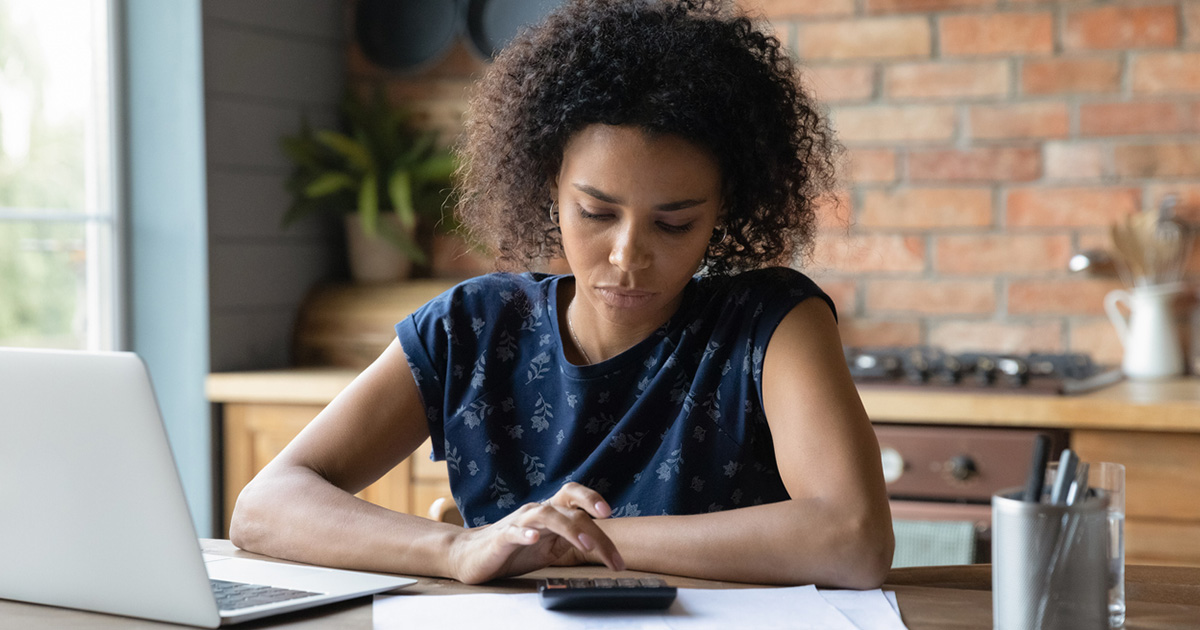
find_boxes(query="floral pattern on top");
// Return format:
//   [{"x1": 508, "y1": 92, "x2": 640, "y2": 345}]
[{"x1": 396, "y1": 268, "x2": 834, "y2": 526}]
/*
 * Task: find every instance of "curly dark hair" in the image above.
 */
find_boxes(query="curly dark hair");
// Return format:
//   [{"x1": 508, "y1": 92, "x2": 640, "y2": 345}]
[{"x1": 455, "y1": 0, "x2": 841, "y2": 275}]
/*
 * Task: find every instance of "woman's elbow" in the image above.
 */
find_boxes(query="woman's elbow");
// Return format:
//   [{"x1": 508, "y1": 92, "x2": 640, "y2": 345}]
[
  {"x1": 228, "y1": 480, "x2": 270, "y2": 552},
  {"x1": 839, "y1": 512, "x2": 895, "y2": 589}
]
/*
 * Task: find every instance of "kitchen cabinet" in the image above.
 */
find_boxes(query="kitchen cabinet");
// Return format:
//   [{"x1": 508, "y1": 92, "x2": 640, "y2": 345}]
[
  {"x1": 1070, "y1": 429, "x2": 1200, "y2": 566},
  {"x1": 219, "y1": 399, "x2": 450, "y2": 534}
]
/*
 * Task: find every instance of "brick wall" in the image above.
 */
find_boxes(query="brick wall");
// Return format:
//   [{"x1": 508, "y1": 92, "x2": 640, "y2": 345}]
[{"x1": 348, "y1": 0, "x2": 1200, "y2": 364}]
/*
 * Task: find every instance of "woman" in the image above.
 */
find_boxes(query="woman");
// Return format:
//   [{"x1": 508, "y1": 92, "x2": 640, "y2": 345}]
[{"x1": 231, "y1": 0, "x2": 893, "y2": 588}]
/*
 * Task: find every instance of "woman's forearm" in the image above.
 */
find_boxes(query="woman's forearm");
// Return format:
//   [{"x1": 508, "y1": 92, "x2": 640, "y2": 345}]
[
  {"x1": 596, "y1": 498, "x2": 893, "y2": 588},
  {"x1": 230, "y1": 465, "x2": 461, "y2": 578}
]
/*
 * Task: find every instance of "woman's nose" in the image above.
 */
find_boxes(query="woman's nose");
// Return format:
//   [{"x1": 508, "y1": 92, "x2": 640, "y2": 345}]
[{"x1": 609, "y1": 223, "x2": 652, "y2": 272}]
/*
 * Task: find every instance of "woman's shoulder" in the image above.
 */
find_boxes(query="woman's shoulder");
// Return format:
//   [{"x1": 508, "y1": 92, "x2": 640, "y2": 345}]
[
  {"x1": 428, "y1": 272, "x2": 558, "y2": 313},
  {"x1": 399, "y1": 272, "x2": 562, "y2": 357},
  {"x1": 699, "y1": 267, "x2": 825, "y2": 299},
  {"x1": 693, "y1": 267, "x2": 835, "y2": 322},
  {"x1": 449, "y1": 271, "x2": 553, "y2": 294}
]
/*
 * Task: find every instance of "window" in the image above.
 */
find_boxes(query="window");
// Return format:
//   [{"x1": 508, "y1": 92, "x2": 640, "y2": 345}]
[{"x1": 0, "y1": 0, "x2": 121, "y2": 350}]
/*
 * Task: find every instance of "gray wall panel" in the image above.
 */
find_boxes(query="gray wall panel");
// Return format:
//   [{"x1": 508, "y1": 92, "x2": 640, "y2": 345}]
[
  {"x1": 203, "y1": 0, "x2": 345, "y2": 40},
  {"x1": 209, "y1": 310, "x2": 298, "y2": 371},
  {"x1": 208, "y1": 241, "x2": 336, "y2": 311},
  {"x1": 208, "y1": 169, "x2": 341, "y2": 241},
  {"x1": 204, "y1": 25, "x2": 344, "y2": 105},
  {"x1": 204, "y1": 0, "x2": 345, "y2": 373},
  {"x1": 205, "y1": 98, "x2": 338, "y2": 171}
]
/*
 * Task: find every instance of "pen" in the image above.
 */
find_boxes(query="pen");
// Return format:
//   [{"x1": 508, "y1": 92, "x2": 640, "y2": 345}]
[
  {"x1": 1067, "y1": 461, "x2": 1089, "y2": 506},
  {"x1": 1049, "y1": 449, "x2": 1078, "y2": 506},
  {"x1": 1023, "y1": 434, "x2": 1051, "y2": 503}
]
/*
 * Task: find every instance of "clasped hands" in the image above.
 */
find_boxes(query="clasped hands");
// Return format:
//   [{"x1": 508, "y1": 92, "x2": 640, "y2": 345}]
[{"x1": 446, "y1": 482, "x2": 626, "y2": 584}]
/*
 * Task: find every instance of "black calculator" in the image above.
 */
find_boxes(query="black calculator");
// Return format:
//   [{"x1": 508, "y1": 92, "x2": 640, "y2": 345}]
[{"x1": 538, "y1": 577, "x2": 677, "y2": 611}]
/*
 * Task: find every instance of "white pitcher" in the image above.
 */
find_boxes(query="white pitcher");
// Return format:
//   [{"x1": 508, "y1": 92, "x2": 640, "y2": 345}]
[{"x1": 1104, "y1": 283, "x2": 1185, "y2": 379}]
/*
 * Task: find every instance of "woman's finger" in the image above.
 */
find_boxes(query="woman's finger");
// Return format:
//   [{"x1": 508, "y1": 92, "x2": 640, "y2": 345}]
[
  {"x1": 519, "y1": 504, "x2": 625, "y2": 571},
  {"x1": 547, "y1": 481, "x2": 612, "y2": 518},
  {"x1": 509, "y1": 523, "x2": 541, "y2": 545}
]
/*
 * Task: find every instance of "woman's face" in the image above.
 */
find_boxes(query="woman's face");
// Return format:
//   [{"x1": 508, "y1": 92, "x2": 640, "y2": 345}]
[{"x1": 554, "y1": 124, "x2": 723, "y2": 328}]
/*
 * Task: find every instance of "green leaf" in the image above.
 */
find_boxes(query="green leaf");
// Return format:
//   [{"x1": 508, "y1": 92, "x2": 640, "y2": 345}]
[
  {"x1": 316, "y1": 130, "x2": 373, "y2": 171},
  {"x1": 377, "y1": 217, "x2": 428, "y2": 264},
  {"x1": 280, "y1": 135, "x2": 321, "y2": 169},
  {"x1": 358, "y1": 174, "x2": 379, "y2": 236},
  {"x1": 388, "y1": 170, "x2": 417, "y2": 230},
  {"x1": 412, "y1": 153, "x2": 457, "y2": 184},
  {"x1": 303, "y1": 172, "x2": 356, "y2": 198},
  {"x1": 398, "y1": 130, "x2": 437, "y2": 167}
]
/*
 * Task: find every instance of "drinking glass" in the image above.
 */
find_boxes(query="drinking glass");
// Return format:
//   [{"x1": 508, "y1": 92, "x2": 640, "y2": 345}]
[{"x1": 1046, "y1": 460, "x2": 1125, "y2": 627}]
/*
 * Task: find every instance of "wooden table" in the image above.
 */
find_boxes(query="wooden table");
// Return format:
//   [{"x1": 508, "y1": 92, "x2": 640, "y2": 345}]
[{"x1": 3, "y1": 539, "x2": 1199, "y2": 629}]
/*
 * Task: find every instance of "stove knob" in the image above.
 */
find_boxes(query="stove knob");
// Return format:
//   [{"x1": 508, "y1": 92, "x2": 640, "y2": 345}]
[
  {"x1": 997, "y1": 357, "x2": 1031, "y2": 386},
  {"x1": 881, "y1": 356, "x2": 904, "y2": 379},
  {"x1": 975, "y1": 357, "x2": 997, "y2": 385},
  {"x1": 946, "y1": 455, "x2": 978, "y2": 482},
  {"x1": 880, "y1": 447, "x2": 905, "y2": 484},
  {"x1": 905, "y1": 368, "x2": 929, "y2": 383}
]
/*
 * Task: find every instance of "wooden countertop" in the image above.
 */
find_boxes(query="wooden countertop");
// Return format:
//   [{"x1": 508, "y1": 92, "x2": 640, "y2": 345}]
[
  {"x1": 207, "y1": 368, "x2": 361, "y2": 406},
  {"x1": 857, "y1": 379, "x2": 1200, "y2": 432},
  {"x1": 207, "y1": 368, "x2": 1200, "y2": 433}
]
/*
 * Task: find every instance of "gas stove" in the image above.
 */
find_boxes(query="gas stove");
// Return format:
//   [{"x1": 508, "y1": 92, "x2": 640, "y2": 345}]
[{"x1": 844, "y1": 347, "x2": 1123, "y2": 395}]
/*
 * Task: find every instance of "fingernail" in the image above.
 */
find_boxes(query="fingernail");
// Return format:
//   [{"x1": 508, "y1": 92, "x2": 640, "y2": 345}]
[
  {"x1": 524, "y1": 528, "x2": 538, "y2": 540},
  {"x1": 595, "y1": 502, "x2": 611, "y2": 517},
  {"x1": 577, "y1": 533, "x2": 595, "y2": 551},
  {"x1": 613, "y1": 550, "x2": 626, "y2": 572}
]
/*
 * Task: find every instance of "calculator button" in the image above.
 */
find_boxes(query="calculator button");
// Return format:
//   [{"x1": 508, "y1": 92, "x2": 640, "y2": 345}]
[
  {"x1": 544, "y1": 578, "x2": 567, "y2": 586},
  {"x1": 638, "y1": 578, "x2": 666, "y2": 587},
  {"x1": 568, "y1": 579, "x2": 592, "y2": 589},
  {"x1": 616, "y1": 578, "x2": 641, "y2": 588},
  {"x1": 592, "y1": 578, "x2": 616, "y2": 588}
]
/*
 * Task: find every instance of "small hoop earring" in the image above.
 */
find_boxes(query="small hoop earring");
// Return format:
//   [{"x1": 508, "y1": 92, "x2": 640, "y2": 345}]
[
  {"x1": 549, "y1": 201, "x2": 559, "y2": 227},
  {"x1": 710, "y1": 224, "x2": 728, "y2": 245}
]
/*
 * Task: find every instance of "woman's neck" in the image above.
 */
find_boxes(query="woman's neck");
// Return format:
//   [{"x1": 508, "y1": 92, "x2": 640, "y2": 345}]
[{"x1": 559, "y1": 278, "x2": 686, "y2": 364}]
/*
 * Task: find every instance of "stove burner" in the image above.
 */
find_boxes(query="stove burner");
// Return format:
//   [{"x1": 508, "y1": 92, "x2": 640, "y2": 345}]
[{"x1": 844, "y1": 347, "x2": 1122, "y2": 395}]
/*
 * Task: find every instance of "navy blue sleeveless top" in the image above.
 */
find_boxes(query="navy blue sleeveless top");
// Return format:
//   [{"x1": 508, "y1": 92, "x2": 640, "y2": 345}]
[{"x1": 396, "y1": 268, "x2": 834, "y2": 527}]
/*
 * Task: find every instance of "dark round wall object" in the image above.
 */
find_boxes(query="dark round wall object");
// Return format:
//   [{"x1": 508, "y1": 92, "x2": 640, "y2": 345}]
[
  {"x1": 463, "y1": 0, "x2": 566, "y2": 60},
  {"x1": 355, "y1": 0, "x2": 459, "y2": 72}
]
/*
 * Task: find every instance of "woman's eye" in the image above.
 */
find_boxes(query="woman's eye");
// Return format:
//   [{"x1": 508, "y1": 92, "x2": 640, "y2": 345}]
[
  {"x1": 578, "y1": 207, "x2": 611, "y2": 220},
  {"x1": 576, "y1": 206, "x2": 693, "y2": 234},
  {"x1": 658, "y1": 222, "x2": 694, "y2": 234}
]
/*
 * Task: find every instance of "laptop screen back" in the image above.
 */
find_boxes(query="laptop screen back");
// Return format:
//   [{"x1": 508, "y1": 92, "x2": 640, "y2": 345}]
[{"x1": 0, "y1": 348, "x2": 220, "y2": 627}]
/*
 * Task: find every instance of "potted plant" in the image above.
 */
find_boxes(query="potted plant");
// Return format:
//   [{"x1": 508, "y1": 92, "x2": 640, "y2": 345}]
[{"x1": 280, "y1": 86, "x2": 457, "y2": 283}]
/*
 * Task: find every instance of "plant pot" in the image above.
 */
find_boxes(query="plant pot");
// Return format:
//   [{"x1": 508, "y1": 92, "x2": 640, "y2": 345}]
[
  {"x1": 429, "y1": 232, "x2": 494, "y2": 278},
  {"x1": 344, "y1": 213, "x2": 414, "y2": 284}
]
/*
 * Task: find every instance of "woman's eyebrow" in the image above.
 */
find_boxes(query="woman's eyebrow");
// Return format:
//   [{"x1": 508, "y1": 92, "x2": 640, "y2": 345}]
[{"x1": 572, "y1": 183, "x2": 707, "y2": 211}]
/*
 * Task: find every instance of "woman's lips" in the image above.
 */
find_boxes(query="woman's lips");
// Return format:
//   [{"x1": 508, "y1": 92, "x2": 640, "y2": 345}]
[{"x1": 595, "y1": 286, "x2": 657, "y2": 309}]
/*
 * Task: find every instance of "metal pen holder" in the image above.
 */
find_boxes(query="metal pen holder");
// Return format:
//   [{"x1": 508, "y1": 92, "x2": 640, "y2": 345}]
[{"x1": 992, "y1": 489, "x2": 1110, "y2": 630}]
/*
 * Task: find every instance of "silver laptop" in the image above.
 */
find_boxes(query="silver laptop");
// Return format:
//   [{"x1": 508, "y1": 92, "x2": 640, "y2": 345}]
[{"x1": 0, "y1": 347, "x2": 416, "y2": 627}]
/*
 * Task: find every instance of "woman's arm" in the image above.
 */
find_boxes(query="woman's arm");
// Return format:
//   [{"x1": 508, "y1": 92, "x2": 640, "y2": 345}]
[
  {"x1": 579, "y1": 297, "x2": 894, "y2": 588},
  {"x1": 229, "y1": 339, "x2": 459, "y2": 575},
  {"x1": 230, "y1": 339, "x2": 623, "y2": 583}
]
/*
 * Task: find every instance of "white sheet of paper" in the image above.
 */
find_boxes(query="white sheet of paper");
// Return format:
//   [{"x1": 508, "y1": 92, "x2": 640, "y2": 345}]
[
  {"x1": 818, "y1": 589, "x2": 908, "y2": 630},
  {"x1": 373, "y1": 585, "x2": 865, "y2": 630},
  {"x1": 885, "y1": 590, "x2": 900, "y2": 616}
]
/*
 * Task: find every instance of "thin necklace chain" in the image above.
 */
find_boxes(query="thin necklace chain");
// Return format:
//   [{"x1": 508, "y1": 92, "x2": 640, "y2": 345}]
[{"x1": 566, "y1": 300, "x2": 594, "y2": 365}]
